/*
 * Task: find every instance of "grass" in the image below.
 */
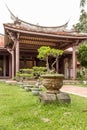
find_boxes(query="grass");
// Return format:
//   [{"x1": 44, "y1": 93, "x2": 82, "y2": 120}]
[
  {"x1": 77, "y1": 83, "x2": 87, "y2": 87},
  {"x1": 0, "y1": 82, "x2": 87, "y2": 130}
]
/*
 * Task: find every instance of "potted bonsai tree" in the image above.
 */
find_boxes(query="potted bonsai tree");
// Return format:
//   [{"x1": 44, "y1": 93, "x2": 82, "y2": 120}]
[
  {"x1": 37, "y1": 46, "x2": 51, "y2": 72},
  {"x1": 37, "y1": 46, "x2": 64, "y2": 94}
]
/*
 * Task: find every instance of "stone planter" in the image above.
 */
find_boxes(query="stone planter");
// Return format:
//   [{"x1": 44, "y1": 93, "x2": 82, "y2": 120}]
[
  {"x1": 41, "y1": 74, "x2": 64, "y2": 94},
  {"x1": 39, "y1": 74, "x2": 71, "y2": 104}
]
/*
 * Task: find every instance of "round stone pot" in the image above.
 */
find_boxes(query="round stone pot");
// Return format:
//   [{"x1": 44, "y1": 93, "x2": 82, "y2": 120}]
[{"x1": 41, "y1": 74, "x2": 64, "y2": 94}]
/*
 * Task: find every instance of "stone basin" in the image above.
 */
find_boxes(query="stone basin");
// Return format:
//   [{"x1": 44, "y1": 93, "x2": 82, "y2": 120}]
[{"x1": 41, "y1": 74, "x2": 64, "y2": 94}]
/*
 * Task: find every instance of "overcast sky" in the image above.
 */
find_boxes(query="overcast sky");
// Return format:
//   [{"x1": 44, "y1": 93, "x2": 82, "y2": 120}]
[{"x1": 0, "y1": 0, "x2": 81, "y2": 34}]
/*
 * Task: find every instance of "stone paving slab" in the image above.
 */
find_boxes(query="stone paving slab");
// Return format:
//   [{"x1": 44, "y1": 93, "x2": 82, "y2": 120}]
[{"x1": 61, "y1": 85, "x2": 87, "y2": 98}]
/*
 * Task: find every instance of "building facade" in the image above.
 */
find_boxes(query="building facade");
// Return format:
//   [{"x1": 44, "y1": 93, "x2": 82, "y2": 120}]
[{"x1": 0, "y1": 13, "x2": 87, "y2": 79}]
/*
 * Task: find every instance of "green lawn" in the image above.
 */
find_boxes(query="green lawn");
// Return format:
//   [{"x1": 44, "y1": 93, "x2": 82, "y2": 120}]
[{"x1": 0, "y1": 81, "x2": 87, "y2": 130}]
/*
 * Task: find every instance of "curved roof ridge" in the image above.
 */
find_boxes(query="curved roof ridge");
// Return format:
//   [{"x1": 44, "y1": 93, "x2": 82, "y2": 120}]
[
  {"x1": 6, "y1": 4, "x2": 68, "y2": 33},
  {"x1": 18, "y1": 18, "x2": 68, "y2": 29}
]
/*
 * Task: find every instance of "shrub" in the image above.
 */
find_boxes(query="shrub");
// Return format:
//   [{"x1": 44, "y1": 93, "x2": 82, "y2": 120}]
[
  {"x1": 32, "y1": 66, "x2": 47, "y2": 78},
  {"x1": 16, "y1": 67, "x2": 47, "y2": 81},
  {"x1": 16, "y1": 69, "x2": 34, "y2": 81}
]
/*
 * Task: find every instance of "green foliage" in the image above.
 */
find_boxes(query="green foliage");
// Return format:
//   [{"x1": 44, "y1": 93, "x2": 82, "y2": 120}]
[
  {"x1": 16, "y1": 67, "x2": 47, "y2": 81},
  {"x1": 77, "y1": 71, "x2": 85, "y2": 80},
  {"x1": 73, "y1": 9, "x2": 87, "y2": 33},
  {"x1": 51, "y1": 48, "x2": 64, "y2": 71},
  {"x1": 16, "y1": 68, "x2": 34, "y2": 81},
  {"x1": 32, "y1": 66, "x2": 47, "y2": 78},
  {"x1": 51, "y1": 48, "x2": 63, "y2": 57},
  {"x1": 19, "y1": 68, "x2": 33, "y2": 74},
  {"x1": 0, "y1": 67, "x2": 2, "y2": 71},
  {"x1": 16, "y1": 72, "x2": 34, "y2": 81},
  {"x1": 37, "y1": 46, "x2": 64, "y2": 72},
  {"x1": 74, "y1": 0, "x2": 87, "y2": 32},
  {"x1": 78, "y1": 43, "x2": 87, "y2": 68},
  {"x1": 37, "y1": 46, "x2": 51, "y2": 60},
  {"x1": 80, "y1": 0, "x2": 86, "y2": 7},
  {"x1": 37, "y1": 46, "x2": 51, "y2": 72}
]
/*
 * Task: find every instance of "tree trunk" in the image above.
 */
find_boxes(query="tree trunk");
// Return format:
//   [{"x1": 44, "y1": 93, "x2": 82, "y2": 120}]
[
  {"x1": 51, "y1": 56, "x2": 58, "y2": 72},
  {"x1": 46, "y1": 56, "x2": 50, "y2": 72}
]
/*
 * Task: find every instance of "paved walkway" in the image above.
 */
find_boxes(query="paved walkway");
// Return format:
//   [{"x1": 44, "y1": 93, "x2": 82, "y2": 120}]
[{"x1": 61, "y1": 85, "x2": 87, "y2": 98}]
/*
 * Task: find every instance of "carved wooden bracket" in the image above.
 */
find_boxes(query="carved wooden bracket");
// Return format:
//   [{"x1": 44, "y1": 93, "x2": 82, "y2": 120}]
[
  {"x1": 6, "y1": 30, "x2": 20, "y2": 50},
  {"x1": 6, "y1": 47, "x2": 13, "y2": 54},
  {"x1": 73, "y1": 40, "x2": 79, "y2": 46},
  {"x1": 7, "y1": 30, "x2": 19, "y2": 42}
]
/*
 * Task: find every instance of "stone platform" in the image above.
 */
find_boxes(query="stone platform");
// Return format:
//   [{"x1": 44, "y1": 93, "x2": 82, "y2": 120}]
[{"x1": 39, "y1": 91, "x2": 71, "y2": 104}]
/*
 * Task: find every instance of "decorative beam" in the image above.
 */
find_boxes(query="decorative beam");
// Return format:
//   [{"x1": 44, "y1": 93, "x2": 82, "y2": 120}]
[
  {"x1": 6, "y1": 30, "x2": 20, "y2": 50},
  {"x1": 19, "y1": 35, "x2": 73, "y2": 43},
  {"x1": 19, "y1": 40, "x2": 57, "y2": 46}
]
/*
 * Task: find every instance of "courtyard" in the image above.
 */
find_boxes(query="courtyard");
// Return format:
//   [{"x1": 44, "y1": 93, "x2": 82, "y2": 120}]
[{"x1": 0, "y1": 81, "x2": 87, "y2": 130}]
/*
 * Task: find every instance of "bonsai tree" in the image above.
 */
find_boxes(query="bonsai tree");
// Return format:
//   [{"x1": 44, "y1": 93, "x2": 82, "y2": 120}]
[
  {"x1": 37, "y1": 46, "x2": 64, "y2": 73},
  {"x1": 51, "y1": 48, "x2": 63, "y2": 72},
  {"x1": 78, "y1": 42, "x2": 87, "y2": 80},
  {"x1": 37, "y1": 46, "x2": 51, "y2": 72}
]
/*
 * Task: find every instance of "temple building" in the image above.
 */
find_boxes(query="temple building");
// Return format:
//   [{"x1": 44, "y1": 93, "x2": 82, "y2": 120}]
[{"x1": 0, "y1": 10, "x2": 87, "y2": 79}]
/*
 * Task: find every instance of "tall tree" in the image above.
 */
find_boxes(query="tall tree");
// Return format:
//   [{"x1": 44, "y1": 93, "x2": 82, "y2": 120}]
[
  {"x1": 78, "y1": 42, "x2": 87, "y2": 80},
  {"x1": 78, "y1": 42, "x2": 87, "y2": 68},
  {"x1": 73, "y1": 0, "x2": 87, "y2": 32},
  {"x1": 73, "y1": 9, "x2": 87, "y2": 33},
  {"x1": 80, "y1": 0, "x2": 86, "y2": 7}
]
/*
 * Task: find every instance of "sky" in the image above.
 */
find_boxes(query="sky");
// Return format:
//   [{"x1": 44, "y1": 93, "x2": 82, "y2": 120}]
[{"x1": 0, "y1": 0, "x2": 81, "y2": 34}]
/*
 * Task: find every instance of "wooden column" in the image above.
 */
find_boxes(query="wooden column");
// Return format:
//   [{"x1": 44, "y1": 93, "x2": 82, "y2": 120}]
[
  {"x1": 9, "y1": 55, "x2": 12, "y2": 78},
  {"x1": 3, "y1": 55, "x2": 6, "y2": 77},
  {"x1": 72, "y1": 46, "x2": 77, "y2": 79},
  {"x1": 68, "y1": 58, "x2": 71, "y2": 79},
  {"x1": 15, "y1": 40, "x2": 19, "y2": 74},
  {"x1": 11, "y1": 50, "x2": 14, "y2": 79}
]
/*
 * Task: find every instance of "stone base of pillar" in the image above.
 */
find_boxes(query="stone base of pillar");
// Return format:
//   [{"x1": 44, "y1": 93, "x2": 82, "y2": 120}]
[{"x1": 39, "y1": 92, "x2": 71, "y2": 104}]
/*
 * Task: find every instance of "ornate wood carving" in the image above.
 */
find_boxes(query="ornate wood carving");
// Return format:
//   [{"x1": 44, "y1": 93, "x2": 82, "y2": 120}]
[{"x1": 6, "y1": 30, "x2": 20, "y2": 51}]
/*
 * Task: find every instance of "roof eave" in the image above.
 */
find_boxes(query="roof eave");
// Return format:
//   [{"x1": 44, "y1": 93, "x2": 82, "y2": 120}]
[{"x1": 4, "y1": 24, "x2": 87, "y2": 40}]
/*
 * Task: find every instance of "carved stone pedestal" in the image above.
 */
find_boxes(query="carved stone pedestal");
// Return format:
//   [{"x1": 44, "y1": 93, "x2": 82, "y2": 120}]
[{"x1": 39, "y1": 92, "x2": 71, "y2": 104}]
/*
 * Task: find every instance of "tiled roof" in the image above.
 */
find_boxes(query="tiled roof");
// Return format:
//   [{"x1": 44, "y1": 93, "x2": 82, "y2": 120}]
[
  {"x1": 4, "y1": 22, "x2": 87, "y2": 39},
  {"x1": 4, "y1": 6, "x2": 87, "y2": 39}
]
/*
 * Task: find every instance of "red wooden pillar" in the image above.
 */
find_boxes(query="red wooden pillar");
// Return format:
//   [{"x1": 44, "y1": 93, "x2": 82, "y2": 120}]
[
  {"x1": 72, "y1": 46, "x2": 77, "y2": 79},
  {"x1": 68, "y1": 58, "x2": 71, "y2": 79},
  {"x1": 9, "y1": 55, "x2": 12, "y2": 78},
  {"x1": 15, "y1": 40, "x2": 19, "y2": 74},
  {"x1": 11, "y1": 50, "x2": 14, "y2": 79},
  {"x1": 3, "y1": 55, "x2": 6, "y2": 77}
]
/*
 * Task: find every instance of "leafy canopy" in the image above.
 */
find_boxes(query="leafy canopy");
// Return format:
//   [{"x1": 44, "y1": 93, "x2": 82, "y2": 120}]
[
  {"x1": 73, "y1": 9, "x2": 87, "y2": 33},
  {"x1": 73, "y1": 0, "x2": 87, "y2": 32},
  {"x1": 78, "y1": 42, "x2": 87, "y2": 68},
  {"x1": 37, "y1": 46, "x2": 64, "y2": 72},
  {"x1": 37, "y1": 46, "x2": 63, "y2": 60},
  {"x1": 80, "y1": 0, "x2": 86, "y2": 7},
  {"x1": 37, "y1": 46, "x2": 51, "y2": 60},
  {"x1": 51, "y1": 48, "x2": 63, "y2": 57}
]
